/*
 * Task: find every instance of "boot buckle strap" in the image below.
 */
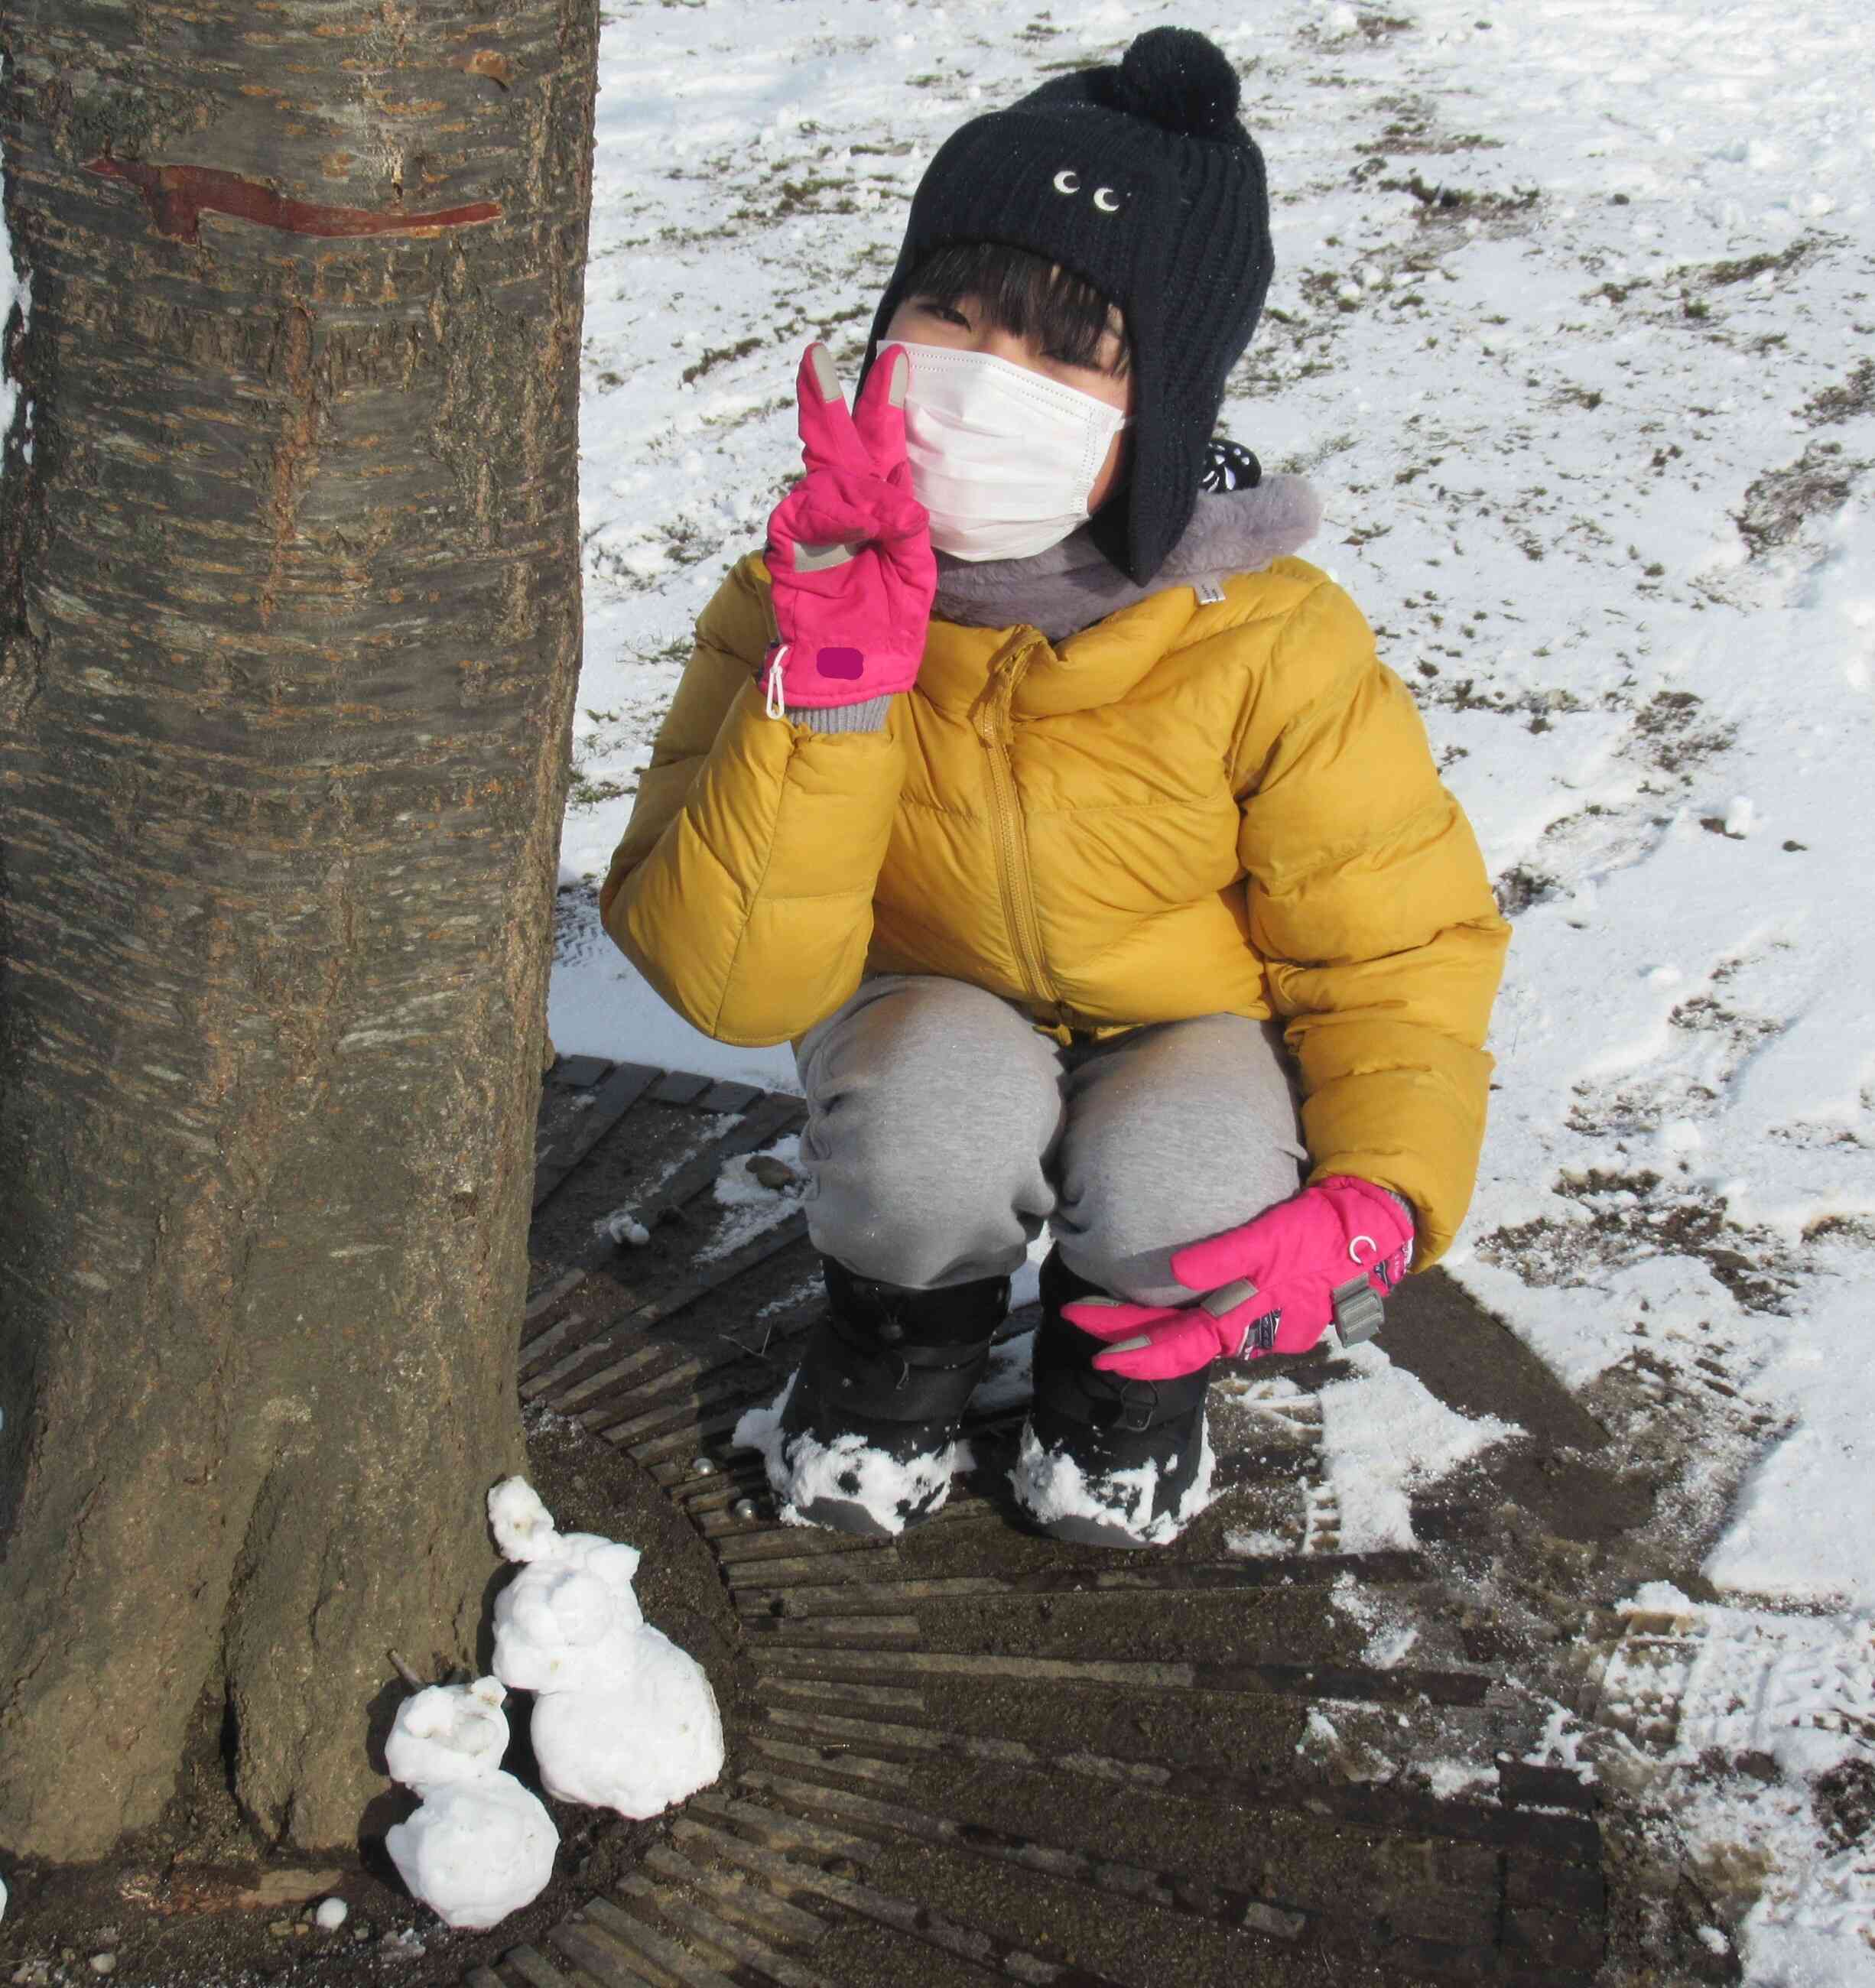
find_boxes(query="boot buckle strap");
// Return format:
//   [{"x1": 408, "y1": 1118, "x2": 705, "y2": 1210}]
[{"x1": 1118, "y1": 1382, "x2": 1159, "y2": 1432}]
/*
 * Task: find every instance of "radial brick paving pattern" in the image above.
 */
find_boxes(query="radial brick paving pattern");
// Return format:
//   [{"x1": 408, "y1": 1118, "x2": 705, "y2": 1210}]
[{"x1": 486, "y1": 1059, "x2": 1617, "y2": 1987}]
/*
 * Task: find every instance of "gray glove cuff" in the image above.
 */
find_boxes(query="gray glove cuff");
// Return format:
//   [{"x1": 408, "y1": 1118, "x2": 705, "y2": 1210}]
[{"x1": 795, "y1": 695, "x2": 892, "y2": 734}]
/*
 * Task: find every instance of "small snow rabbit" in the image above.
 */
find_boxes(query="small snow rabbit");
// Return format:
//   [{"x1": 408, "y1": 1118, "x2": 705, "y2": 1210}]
[{"x1": 601, "y1": 28, "x2": 1506, "y2": 1545}]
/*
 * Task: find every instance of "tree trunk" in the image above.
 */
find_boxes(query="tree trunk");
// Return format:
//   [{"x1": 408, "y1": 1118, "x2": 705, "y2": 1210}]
[{"x1": 0, "y1": 0, "x2": 596, "y2": 1860}]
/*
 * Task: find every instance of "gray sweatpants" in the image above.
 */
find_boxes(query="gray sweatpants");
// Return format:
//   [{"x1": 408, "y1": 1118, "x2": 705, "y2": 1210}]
[{"x1": 795, "y1": 974, "x2": 1308, "y2": 1305}]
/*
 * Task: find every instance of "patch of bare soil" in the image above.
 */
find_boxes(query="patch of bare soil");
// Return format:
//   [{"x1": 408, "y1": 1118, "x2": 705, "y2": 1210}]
[
  {"x1": 1476, "y1": 1166, "x2": 1800, "y2": 1315},
  {"x1": 1734, "y1": 439, "x2": 1869, "y2": 556},
  {"x1": 0, "y1": 1413, "x2": 746, "y2": 1988}
]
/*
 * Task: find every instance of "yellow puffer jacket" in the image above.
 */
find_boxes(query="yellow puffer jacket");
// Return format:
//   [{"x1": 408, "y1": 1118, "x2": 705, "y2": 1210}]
[{"x1": 600, "y1": 551, "x2": 1509, "y2": 1265}]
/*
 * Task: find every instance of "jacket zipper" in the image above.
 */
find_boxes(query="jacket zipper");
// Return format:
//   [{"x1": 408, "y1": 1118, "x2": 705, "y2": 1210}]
[{"x1": 973, "y1": 645, "x2": 1061, "y2": 1018}]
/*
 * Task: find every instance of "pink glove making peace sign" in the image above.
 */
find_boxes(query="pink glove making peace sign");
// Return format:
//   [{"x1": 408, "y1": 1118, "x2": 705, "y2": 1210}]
[{"x1": 762, "y1": 342, "x2": 937, "y2": 717}]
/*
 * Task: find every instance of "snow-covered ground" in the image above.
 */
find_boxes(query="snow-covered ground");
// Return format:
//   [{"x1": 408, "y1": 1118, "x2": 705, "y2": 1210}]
[{"x1": 542, "y1": 0, "x2": 1875, "y2": 1977}]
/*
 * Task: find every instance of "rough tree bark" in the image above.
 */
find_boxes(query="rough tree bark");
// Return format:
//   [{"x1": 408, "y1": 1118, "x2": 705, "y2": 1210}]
[{"x1": 0, "y1": 0, "x2": 597, "y2": 1859}]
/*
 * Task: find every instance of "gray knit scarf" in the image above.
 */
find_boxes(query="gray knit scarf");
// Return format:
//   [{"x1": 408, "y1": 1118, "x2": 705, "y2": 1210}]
[{"x1": 931, "y1": 474, "x2": 1324, "y2": 642}]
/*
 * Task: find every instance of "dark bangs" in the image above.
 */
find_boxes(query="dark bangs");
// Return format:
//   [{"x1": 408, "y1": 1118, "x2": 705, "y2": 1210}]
[{"x1": 902, "y1": 242, "x2": 1130, "y2": 375}]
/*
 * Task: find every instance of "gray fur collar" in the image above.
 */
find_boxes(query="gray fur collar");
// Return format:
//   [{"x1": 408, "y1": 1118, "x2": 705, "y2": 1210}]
[{"x1": 931, "y1": 476, "x2": 1324, "y2": 644}]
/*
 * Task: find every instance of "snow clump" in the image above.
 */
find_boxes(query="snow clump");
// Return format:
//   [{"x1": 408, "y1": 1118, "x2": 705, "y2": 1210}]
[
  {"x1": 386, "y1": 1775, "x2": 557, "y2": 1931},
  {"x1": 1010, "y1": 1418, "x2": 1217, "y2": 1547},
  {"x1": 492, "y1": 1537, "x2": 646, "y2": 1693},
  {"x1": 383, "y1": 1677, "x2": 557, "y2": 1929},
  {"x1": 487, "y1": 1476, "x2": 562, "y2": 1562},
  {"x1": 733, "y1": 1373, "x2": 962, "y2": 1537},
  {"x1": 486, "y1": 1475, "x2": 724, "y2": 1819},
  {"x1": 528, "y1": 1626, "x2": 726, "y2": 1816},
  {"x1": 385, "y1": 1675, "x2": 512, "y2": 1787},
  {"x1": 594, "y1": 1207, "x2": 651, "y2": 1247}
]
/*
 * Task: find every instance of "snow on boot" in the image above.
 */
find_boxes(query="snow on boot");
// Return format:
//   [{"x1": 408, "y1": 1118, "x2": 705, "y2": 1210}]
[
  {"x1": 1012, "y1": 1250, "x2": 1215, "y2": 1549},
  {"x1": 764, "y1": 1259, "x2": 1009, "y2": 1537}
]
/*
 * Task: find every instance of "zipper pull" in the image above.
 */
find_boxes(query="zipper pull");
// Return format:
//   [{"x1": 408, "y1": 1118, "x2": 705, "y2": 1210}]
[{"x1": 970, "y1": 681, "x2": 1002, "y2": 744}]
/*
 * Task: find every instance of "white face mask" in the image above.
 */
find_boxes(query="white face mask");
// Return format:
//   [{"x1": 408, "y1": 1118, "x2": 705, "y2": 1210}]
[{"x1": 899, "y1": 343, "x2": 1131, "y2": 563}]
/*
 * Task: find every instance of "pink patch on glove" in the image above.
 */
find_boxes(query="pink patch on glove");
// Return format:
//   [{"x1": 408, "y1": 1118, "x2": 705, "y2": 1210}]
[
  {"x1": 1064, "y1": 1177, "x2": 1415, "y2": 1383},
  {"x1": 762, "y1": 343, "x2": 936, "y2": 716}
]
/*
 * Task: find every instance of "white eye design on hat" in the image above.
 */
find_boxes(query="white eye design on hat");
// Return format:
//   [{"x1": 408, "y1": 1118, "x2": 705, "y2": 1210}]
[{"x1": 1050, "y1": 169, "x2": 1126, "y2": 213}]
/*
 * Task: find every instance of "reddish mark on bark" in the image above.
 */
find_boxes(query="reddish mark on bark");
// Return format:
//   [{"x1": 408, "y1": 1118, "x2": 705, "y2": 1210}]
[{"x1": 85, "y1": 155, "x2": 501, "y2": 245}]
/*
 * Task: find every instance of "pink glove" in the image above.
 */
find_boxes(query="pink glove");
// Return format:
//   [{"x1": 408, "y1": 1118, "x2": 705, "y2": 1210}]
[
  {"x1": 762, "y1": 341, "x2": 935, "y2": 716},
  {"x1": 1064, "y1": 1177, "x2": 1415, "y2": 1382}
]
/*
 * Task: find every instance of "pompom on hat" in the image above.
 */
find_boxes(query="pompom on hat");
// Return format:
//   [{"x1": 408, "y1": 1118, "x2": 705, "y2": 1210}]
[{"x1": 866, "y1": 27, "x2": 1273, "y2": 586}]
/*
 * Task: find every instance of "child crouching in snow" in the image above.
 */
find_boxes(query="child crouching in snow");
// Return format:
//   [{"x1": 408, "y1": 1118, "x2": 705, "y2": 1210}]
[{"x1": 600, "y1": 27, "x2": 1509, "y2": 1547}]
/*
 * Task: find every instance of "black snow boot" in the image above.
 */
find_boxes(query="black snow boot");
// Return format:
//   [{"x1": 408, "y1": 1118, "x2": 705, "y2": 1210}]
[
  {"x1": 1011, "y1": 1249, "x2": 1214, "y2": 1548},
  {"x1": 767, "y1": 1258, "x2": 1010, "y2": 1537}
]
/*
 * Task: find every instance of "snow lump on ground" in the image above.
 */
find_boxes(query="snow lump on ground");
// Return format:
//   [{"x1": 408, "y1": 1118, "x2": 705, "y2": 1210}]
[
  {"x1": 383, "y1": 1678, "x2": 557, "y2": 1930},
  {"x1": 384, "y1": 1482, "x2": 723, "y2": 1931},
  {"x1": 486, "y1": 1476, "x2": 724, "y2": 1820},
  {"x1": 387, "y1": 1774, "x2": 557, "y2": 1933}
]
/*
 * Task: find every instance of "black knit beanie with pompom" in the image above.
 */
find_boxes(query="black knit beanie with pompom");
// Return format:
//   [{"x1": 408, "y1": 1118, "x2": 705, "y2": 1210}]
[{"x1": 865, "y1": 26, "x2": 1273, "y2": 586}]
